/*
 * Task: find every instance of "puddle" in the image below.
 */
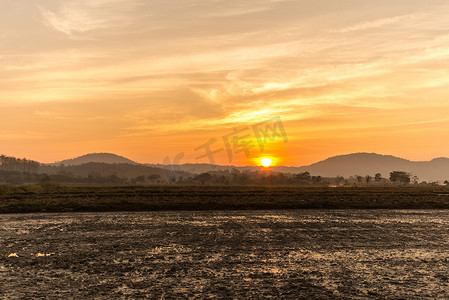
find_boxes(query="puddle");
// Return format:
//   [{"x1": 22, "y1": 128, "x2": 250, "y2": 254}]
[{"x1": 36, "y1": 253, "x2": 55, "y2": 257}]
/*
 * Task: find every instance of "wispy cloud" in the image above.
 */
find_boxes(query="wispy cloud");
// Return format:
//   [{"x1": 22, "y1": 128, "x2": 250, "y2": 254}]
[
  {"x1": 331, "y1": 15, "x2": 415, "y2": 33},
  {"x1": 33, "y1": 110, "x2": 69, "y2": 120},
  {"x1": 2, "y1": 1, "x2": 449, "y2": 163},
  {"x1": 38, "y1": 0, "x2": 140, "y2": 35},
  {"x1": 207, "y1": 3, "x2": 275, "y2": 18}
]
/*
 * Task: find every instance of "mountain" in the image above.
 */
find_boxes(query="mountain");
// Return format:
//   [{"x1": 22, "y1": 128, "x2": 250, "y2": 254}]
[
  {"x1": 53, "y1": 153, "x2": 138, "y2": 166},
  {"x1": 294, "y1": 153, "x2": 449, "y2": 181},
  {"x1": 148, "y1": 153, "x2": 449, "y2": 181},
  {"x1": 49, "y1": 152, "x2": 449, "y2": 181}
]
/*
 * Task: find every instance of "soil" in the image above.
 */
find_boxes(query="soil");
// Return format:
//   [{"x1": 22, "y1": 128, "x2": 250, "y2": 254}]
[
  {"x1": 2, "y1": 210, "x2": 449, "y2": 299},
  {"x1": 3, "y1": 185, "x2": 449, "y2": 213}
]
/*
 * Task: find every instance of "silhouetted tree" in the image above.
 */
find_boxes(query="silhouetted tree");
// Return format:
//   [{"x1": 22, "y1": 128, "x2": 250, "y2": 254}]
[
  {"x1": 195, "y1": 173, "x2": 212, "y2": 185},
  {"x1": 312, "y1": 175, "x2": 322, "y2": 184},
  {"x1": 0, "y1": 155, "x2": 39, "y2": 173},
  {"x1": 132, "y1": 175, "x2": 146, "y2": 184},
  {"x1": 357, "y1": 176, "x2": 364, "y2": 184},
  {"x1": 296, "y1": 172, "x2": 311, "y2": 184},
  {"x1": 365, "y1": 175, "x2": 372, "y2": 184},
  {"x1": 389, "y1": 171, "x2": 411, "y2": 184},
  {"x1": 147, "y1": 174, "x2": 161, "y2": 184},
  {"x1": 374, "y1": 173, "x2": 382, "y2": 182},
  {"x1": 335, "y1": 176, "x2": 345, "y2": 185}
]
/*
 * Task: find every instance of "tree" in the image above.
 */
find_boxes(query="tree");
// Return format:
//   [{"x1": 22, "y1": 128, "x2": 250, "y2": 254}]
[
  {"x1": 195, "y1": 173, "x2": 212, "y2": 185},
  {"x1": 356, "y1": 176, "x2": 364, "y2": 184},
  {"x1": 365, "y1": 175, "x2": 372, "y2": 184},
  {"x1": 147, "y1": 174, "x2": 161, "y2": 184},
  {"x1": 335, "y1": 176, "x2": 345, "y2": 185},
  {"x1": 132, "y1": 175, "x2": 146, "y2": 184},
  {"x1": 389, "y1": 171, "x2": 411, "y2": 184},
  {"x1": 312, "y1": 175, "x2": 322, "y2": 184},
  {"x1": 0, "y1": 154, "x2": 39, "y2": 173},
  {"x1": 374, "y1": 173, "x2": 382, "y2": 182},
  {"x1": 295, "y1": 172, "x2": 311, "y2": 185}
]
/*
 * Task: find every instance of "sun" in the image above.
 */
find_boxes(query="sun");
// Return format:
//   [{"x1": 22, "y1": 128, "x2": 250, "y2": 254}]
[{"x1": 260, "y1": 157, "x2": 273, "y2": 168}]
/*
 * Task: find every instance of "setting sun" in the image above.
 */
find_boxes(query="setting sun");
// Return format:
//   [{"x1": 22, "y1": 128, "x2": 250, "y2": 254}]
[{"x1": 260, "y1": 157, "x2": 273, "y2": 168}]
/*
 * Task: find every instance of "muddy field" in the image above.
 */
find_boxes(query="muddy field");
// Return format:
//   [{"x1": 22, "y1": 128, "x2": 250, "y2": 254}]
[
  {"x1": 3, "y1": 185, "x2": 449, "y2": 213},
  {"x1": 2, "y1": 210, "x2": 449, "y2": 298}
]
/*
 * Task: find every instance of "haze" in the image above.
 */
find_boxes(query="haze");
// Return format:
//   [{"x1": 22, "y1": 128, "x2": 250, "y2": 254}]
[{"x1": 1, "y1": 0, "x2": 449, "y2": 166}]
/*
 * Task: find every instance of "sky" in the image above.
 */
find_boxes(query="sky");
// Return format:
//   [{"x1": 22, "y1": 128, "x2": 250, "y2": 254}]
[{"x1": 2, "y1": 0, "x2": 449, "y2": 166}]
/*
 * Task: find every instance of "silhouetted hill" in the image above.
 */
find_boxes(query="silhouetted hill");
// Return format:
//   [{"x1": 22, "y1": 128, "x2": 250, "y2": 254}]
[
  {"x1": 53, "y1": 153, "x2": 138, "y2": 166},
  {"x1": 294, "y1": 153, "x2": 449, "y2": 181},
  {"x1": 146, "y1": 153, "x2": 449, "y2": 181},
  {"x1": 42, "y1": 152, "x2": 449, "y2": 181}
]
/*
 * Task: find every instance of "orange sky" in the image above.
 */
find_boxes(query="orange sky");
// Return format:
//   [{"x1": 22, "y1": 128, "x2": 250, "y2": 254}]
[{"x1": 2, "y1": 1, "x2": 449, "y2": 166}]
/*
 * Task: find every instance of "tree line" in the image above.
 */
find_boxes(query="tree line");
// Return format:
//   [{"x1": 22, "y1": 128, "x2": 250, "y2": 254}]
[
  {"x1": 0, "y1": 154, "x2": 444, "y2": 186},
  {"x1": 0, "y1": 155, "x2": 40, "y2": 173},
  {"x1": 174, "y1": 170, "x2": 421, "y2": 186}
]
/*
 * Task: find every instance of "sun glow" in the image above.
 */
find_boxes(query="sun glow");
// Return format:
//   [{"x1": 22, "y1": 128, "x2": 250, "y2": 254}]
[{"x1": 260, "y1": 157, "x2": 273, "y2": 168}]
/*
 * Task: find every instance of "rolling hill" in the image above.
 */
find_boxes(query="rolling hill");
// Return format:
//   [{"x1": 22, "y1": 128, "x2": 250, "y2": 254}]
[
  {"x1": 155, "y1": 153, "x2": 449, "y2": 181},
  {"x1": 53, "y1": 153, "x2": 138, "y2": 166},
  {"x1": 49, "y1": 152, "x2": 449, "y2": 181},
  {"x1": 292, "y1": 153, "x2": 449, "y2": 181}
]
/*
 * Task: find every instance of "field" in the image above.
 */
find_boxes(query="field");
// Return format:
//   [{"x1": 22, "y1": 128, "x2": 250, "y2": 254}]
[
  {"x1": 2, "y1": 210, "x2": 449, "y2": 298},
  {"x1": 2, "y1": 185, "x2": 449, "y2": 213}
]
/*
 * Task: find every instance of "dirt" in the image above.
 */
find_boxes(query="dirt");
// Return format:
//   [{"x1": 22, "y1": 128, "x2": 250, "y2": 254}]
[
  {"x1": 2, "y1": 210, "x2": 449, "y2": 299},
  {"x1": 4, "y1": 186, "x2": 449, "y2": 213}
]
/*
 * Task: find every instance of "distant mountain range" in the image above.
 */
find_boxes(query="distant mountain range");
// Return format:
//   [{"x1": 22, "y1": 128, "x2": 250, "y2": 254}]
[
  {"x1": 49, "y1": 152, "x2": 449, "y2": 181},
  {"x1": 53, "y1": 153, "x2": 138, "y2": 166},
  {"x1": 292, "y1": 153, "x2": 449, "y2": 181}
]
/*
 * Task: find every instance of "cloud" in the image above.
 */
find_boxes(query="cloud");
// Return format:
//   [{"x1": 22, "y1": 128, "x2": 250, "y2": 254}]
[
  {"x1": 331, "y1": 15, "x2": 415, "y2": 33},
  {"x1": 39, "y1": 6, "x2": 97, "y2": 35},
  {"x1": 38, "y1": 0, "x2": 140, "y2": 35},
  {"x1": 3, "y1": 0, "x2": 449, "y2": 164},
  {"x1": 33, "y1": 110, "x2": 69, "y2": 120},
  {"x1": 206, "y1": 3, "x2": 275, "y2": 18}
]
